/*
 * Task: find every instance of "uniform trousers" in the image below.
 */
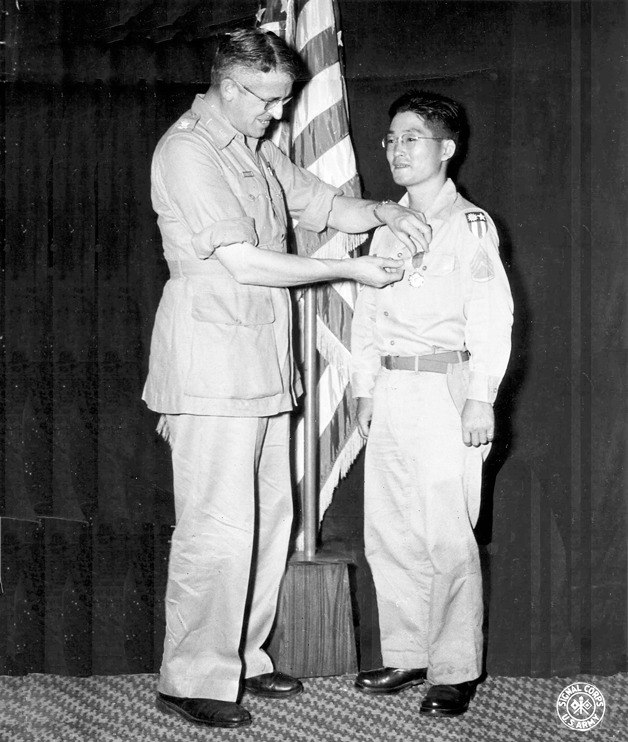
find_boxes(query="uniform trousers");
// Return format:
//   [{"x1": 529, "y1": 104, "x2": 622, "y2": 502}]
[
  {"x1": 158, "y1": 412, "x2": 293, "y2": 701},
  {"x1": 364, "y1": 368, "x2": 487, "y2": 685}
]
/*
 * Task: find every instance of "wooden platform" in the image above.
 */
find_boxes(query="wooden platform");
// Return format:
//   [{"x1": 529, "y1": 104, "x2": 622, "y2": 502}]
[{"x1": 268, "y1": 552, "x2": 358, "y2": 678}]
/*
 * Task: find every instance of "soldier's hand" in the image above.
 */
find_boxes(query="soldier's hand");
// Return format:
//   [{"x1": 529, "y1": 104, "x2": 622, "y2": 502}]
[
  {"x1": 351, "y1": 256, "x2": 404, "y2": 287},
  {"x1": 461, "y1": 399, "x2": 494, "y2": 447},
  {"x1": 356, "y1": 397, "x2": 374, "y2": 439},
  {"x1": 375, "y1": 202, "x2": 432, "y2": 256}
]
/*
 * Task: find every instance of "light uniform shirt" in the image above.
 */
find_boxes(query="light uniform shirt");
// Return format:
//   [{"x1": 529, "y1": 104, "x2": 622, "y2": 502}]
[
  {"x1": 351, "y1": 178, "x2": 513, "y2": 403},
  {"x1": 143, "y1": 93, "x2": 341, "y2": 416}
]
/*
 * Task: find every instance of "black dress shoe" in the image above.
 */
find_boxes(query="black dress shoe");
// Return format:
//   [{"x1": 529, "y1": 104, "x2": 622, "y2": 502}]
[
  {"x1": 419, "y1": 681, "x2": 477, "y2": 716},
  {"x1": 156, "y1": 693, "x2": 252, "y2": 728},
  {"x1": 244, "y1": 671, "x2": 304, "y2": 698},
  {"x1": 355, "y1": 667, "x2": 427, "y2": 694}
]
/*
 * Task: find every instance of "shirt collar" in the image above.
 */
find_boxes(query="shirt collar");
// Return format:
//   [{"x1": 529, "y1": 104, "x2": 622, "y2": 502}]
[
  {"x1": 398, "y1": 178, "x2": 458, "y2": 221},
  {"x1": 191, "y1": 93, "x2": 260, "y2": 150}
]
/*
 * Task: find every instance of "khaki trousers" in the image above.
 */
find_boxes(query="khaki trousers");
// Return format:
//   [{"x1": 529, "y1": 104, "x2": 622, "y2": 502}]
[
  {"x1": 364, "y1": 369, "x2": 487, "y2": 685},
  {"x1": 158, "y1": 412, "x2": 292, "y2": 701}
]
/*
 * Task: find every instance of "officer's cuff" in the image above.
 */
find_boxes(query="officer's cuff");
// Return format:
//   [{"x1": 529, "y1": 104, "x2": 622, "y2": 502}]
[
  {"x1": 191, "y1": 217, "x2": 258, "y2": 259},
  {"x1": 298, "y1": 184, "x2": 343, "y2": 233}
]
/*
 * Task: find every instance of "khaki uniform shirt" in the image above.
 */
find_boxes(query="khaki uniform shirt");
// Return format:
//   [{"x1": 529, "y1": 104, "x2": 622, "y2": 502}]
[
  {"x1": 351, "y1": 179, "x2": 513, "y2": 403},
  {"x1": 143, "y1": 94, "x2": 341, "y2": 416}
]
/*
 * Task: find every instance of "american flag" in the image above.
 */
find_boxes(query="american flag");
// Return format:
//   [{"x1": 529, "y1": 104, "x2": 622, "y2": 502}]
[{"x1": 259, "y1": 0, "x2": 366, "y2": 537}]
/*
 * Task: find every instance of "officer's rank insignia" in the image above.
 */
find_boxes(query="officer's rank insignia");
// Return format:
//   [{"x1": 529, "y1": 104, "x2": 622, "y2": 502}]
[
  {"x1": 177, "y1": 113, "x2": 199, "y2": 131},
  {"x1": 470, "y1": 246, "x2": 495, "y2": 282},
  {"x1": 465, "y1": 211, "x2": 488, "y2": 239}
]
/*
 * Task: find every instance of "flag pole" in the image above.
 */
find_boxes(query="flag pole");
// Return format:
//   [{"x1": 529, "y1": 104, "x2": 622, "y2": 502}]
[{"x1": 303, "y1": 286, "x2": 318, "y2": 561}]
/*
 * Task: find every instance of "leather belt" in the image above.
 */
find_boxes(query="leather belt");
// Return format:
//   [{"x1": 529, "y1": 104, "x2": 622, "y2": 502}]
[{"x1": 381, "y1": 350, "x2": 470, "y2": 374}]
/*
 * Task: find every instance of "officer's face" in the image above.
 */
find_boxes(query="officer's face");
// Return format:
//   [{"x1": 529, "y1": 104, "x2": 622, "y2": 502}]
[
  {"x1": 224, "y1": 68, "x2": 294, "y2": 139},
  {"x1": 384, "y1": 111, "x2": 453, "y2": 189}
]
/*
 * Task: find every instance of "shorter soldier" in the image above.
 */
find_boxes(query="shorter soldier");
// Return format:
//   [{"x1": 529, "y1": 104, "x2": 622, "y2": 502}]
[{"x1": 351, "y1": 91, "x2": 513, "y2": 716}]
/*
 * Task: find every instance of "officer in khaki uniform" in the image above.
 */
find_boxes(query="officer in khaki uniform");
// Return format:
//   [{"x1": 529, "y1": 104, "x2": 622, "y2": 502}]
[
  {"x1": 351, "y1": 91, "x2": 513, "y2": 716},
  {"x1": 143, "y1": 29, "x2": 433, "y2": 729}
]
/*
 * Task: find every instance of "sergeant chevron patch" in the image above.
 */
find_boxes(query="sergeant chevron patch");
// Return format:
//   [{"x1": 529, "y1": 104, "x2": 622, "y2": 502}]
[
  {"x1": 470, "y1": 246, "x2": 495, "y2": 281},
  {"x1": 465, "y1": 211, "x2": 488, "y2": 239}
]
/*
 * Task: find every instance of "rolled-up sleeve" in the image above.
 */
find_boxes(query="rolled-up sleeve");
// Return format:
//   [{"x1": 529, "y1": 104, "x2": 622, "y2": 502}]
[
  {"x1": 153, "y1": 134, "x2": 259, "y2": 258},
  {"x1": 261, "y1": 142, "x2": 342, "y2": 233}
]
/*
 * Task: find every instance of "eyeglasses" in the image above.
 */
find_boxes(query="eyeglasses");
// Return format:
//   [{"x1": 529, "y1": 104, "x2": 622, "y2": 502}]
[
  {"x1": 232, "y1": 79, "x2": 293, "y2": 111},
  {"x1": 381, "y1": 133, "x2": 445, "y2": 150}
]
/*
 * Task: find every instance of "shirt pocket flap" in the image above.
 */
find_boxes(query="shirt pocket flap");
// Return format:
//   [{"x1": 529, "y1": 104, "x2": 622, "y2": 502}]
[
  {"x1": 192, "y1": 287, "x2": 275, "y2": 326},
  {"x1": 425, "y1": 253, "x2": 456, "y2": 275}
]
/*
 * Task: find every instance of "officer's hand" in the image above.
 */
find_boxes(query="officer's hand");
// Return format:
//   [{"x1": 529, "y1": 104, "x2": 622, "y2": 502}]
[
  {"x1": 356, "y1": 397, "x2": 374, "y2": 439},
  {"x1": 375, "y1": 202, "x2": 432, "y2": 256},
  {"x1": 351, "y1": 256, "x2": 404, "y2": 287},
  {"x1": 461, "y1": 399, "x2": 494, "y2": 447}
]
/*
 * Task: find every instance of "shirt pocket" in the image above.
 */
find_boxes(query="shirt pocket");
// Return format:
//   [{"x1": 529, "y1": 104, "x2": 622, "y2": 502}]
[
  {"x1": 424, "y1": 253, "x2": 457, "y2": 276},
  {"x1": 185, "y1": 285, "x2": 284, "y2": 400},
  {"x1": 239, "y1": 172, "x2": 285, "y2": 246},
  {"x1": 409, "y1": 252, "x2": 460, "y2": 318}
]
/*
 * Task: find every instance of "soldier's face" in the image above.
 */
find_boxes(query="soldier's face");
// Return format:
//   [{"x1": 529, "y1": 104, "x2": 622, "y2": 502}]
[
  {"x1": 385, "y1": 111, "x2": 452, "y2": 188},
  {"x1": 225, "y1": 69, "x2": 293, "y2": 139}
]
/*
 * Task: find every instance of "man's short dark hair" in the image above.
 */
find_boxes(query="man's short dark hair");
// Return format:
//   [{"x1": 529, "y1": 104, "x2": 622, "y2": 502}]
[
  {"x1": 388, "y1": 90, "x2": 464, "y2": 144},
  {"x1": 212, "y1": 28, "x2": 306, "y2": 83}
]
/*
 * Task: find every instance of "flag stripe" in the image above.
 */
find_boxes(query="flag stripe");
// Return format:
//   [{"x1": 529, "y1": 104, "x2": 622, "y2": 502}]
[
  {"x1": 295, "y1": 0, "x2": 335, "y2": 49},
  {"x1": 298, "y1": 26, "x2": 340, "y2": 74},
  {"x1": 317, "y1": 362, "x2": 346, "y2": 433},
  {"x1": 292, "y1": 62, "x2": 344, "y2": 141},
  {"x1": 318, "y1": 286, "x2": 354, "y2": 349},
  {"x1": 306, "y1": 137, "x2": 358, "y2": 188},
  {"x1": 292, "y1": 96, "x2": 346, "y2": 168},
  {"x1": 309, "y1": 222, "x2": 363, "y2": 259}
]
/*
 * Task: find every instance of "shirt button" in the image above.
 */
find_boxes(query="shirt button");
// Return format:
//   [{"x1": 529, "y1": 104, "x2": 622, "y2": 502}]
[
  {"x1": 390, "y1": 340, "x2": 395, "y2": 345},
  {"x1": 384, "y1": 311, "x2": 389, "y2": 317},
  {"x1": 397, "y1": 252, "x2": 403, "y2": 257},
  {"x1": 248, "y1": 194, "x2": 255, "y2": 201},
  {"x1": 422, "y1": 265, "x2": 427, "y2": 271}
]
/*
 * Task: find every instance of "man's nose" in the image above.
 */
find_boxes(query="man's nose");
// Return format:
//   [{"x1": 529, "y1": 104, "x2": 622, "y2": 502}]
[{"x1": 269, "y1": 102, "x2": 284, "y2": 120}]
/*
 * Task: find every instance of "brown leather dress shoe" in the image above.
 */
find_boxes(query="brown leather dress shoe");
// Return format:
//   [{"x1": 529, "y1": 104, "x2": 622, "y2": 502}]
[
  {"x1": 355, "y1": 667, "x2": 427, "y2": 694},
  {"x1": 156, "y1": 693, "x2": 252, "y2": 727},
  {"x1": 419, "y1": 681, "x2": 477, "y2": 716},
  {"x1": 244, "y1": 671, "x2": 304, "y2": 698}
]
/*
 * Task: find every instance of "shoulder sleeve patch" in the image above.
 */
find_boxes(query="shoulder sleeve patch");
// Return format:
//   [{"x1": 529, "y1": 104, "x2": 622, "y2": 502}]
[
  {"x1": 470, "y1": 246, "x2": 495, "y2": 282},
  {"x1": 465, "y1": 211, "x2": 488, "y2": 239}
]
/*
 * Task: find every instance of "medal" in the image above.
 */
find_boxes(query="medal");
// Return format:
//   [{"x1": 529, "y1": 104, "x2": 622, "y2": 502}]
[
  {"x1": 408, "y1": 251, "x2": 425, "y2": 288},
  {"x1": 408, "y1": 271, "x2": 424, "y2": 287}
]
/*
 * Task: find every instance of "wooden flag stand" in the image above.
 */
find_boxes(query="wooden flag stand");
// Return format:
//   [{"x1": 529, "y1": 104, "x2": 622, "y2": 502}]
[{"x1": 268, "y1": 290, "x2": 358, "y2": 677}]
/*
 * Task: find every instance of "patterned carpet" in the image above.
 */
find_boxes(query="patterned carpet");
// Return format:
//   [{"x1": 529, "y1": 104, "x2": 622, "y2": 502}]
[{"x1": 3, "y1": 673, "x2": 627, "y2": 742}]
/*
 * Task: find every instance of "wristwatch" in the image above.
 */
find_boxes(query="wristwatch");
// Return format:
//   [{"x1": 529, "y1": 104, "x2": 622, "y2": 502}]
[{"x1": 373, "y1": 199, "x2": 395, "y2": 224}]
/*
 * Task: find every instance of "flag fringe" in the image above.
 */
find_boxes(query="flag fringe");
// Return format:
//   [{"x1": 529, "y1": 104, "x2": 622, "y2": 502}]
[
  {"x1": 318, "y1": 425, "x2": 364, "y2": 517},
  {"x1": 294, "y1": 425, "x2": 365, "y2": 550}
]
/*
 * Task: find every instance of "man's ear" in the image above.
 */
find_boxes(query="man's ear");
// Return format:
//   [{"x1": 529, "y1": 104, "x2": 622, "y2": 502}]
[
  {"x1": 221, "y1": 77, "x2": 237, "y2": 102},
  {"x1": 441, "y1": 138, "x2": 457, "y2": 162}
]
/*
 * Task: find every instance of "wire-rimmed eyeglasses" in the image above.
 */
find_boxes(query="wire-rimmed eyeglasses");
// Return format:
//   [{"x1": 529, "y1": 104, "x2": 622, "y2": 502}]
[
  {"x1": 381, "y1": 133, "x2": 446, "y2": 150},
  {"x1": 232, "y1": 79, "x2": 293, "y2": 111}
]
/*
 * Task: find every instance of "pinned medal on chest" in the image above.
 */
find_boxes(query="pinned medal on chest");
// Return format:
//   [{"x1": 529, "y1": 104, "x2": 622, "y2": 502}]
[{"x1": 407, "y1": 251, "x2": 426, "y2": 288}]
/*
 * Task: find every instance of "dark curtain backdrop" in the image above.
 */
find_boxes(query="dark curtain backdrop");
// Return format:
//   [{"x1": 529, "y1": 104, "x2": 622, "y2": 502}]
[{"x1": 1, "y1": 0, "x2": 626, "y2": 678}]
